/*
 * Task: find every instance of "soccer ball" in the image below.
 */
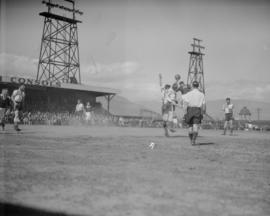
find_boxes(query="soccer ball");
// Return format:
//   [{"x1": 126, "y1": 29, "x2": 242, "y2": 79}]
[
  {"x1": 14, "y1": 95, "x2": 23, "y2": 102},
  {"x1": 149, "y1": 142, "x2": 156, "y2": 149}
]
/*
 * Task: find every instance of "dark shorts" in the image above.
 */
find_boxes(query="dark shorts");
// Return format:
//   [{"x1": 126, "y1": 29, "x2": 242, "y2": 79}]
[
  {"x1": 161, "y1": 102, "x2": 173, "y2": 114},
  {"x1": 14, "y1": 102, "x2": 23, "y2": 111},
  {"x1": 225, "y1": 113, "x2": 233, "y2": 121},
  {"x1": 75, "y1": 110, "x2": 84, "y2": 117},
  {"x1": 184, "y1": 107, "x2": 203, "y2": 126}
]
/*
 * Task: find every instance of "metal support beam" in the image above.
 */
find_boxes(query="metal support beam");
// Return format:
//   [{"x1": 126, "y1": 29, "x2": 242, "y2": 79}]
[
  {"x1": 37, "y1": 0, "x2": 82, "y2": 84},
  {"x1": 187, "y1": 38, "x2": 205, "y2": 93},
  {"x1": 104, "y1": 94, "x2": 115, "y2": 115}
]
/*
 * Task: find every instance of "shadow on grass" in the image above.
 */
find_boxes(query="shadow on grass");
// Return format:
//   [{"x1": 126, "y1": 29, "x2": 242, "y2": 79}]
[
  {"x1": 0, "y1": 202, "x2": 83, "y2": 216},
  {"x1": 197, "y1": 142, "x2": 215, "y2": 146},
  {"x1": 0, "y1": 131, "x2": 37, "y2": 135},
  {"x1": 168, "y1": 135, "x2": 187, "y2": 138}
]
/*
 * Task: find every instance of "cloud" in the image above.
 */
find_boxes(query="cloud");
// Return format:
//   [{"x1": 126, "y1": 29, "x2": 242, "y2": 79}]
[
  {"x1": 81, "y1": 61, "x2": 162, "y2": 100},
  {"x1": 2, "y1": 53, "x2": 270, "y2": 102},
  {"x1": 81, "y1": 61, "x2": 141, "y2": 81},
  {"x1": 0, "y1": 53, "x2": 154, "y2": 100},
  {"x1": 0, "y1": 53, "x2": 38, "y2": 78},
  {"x1": 81, "y1": 60, "x2": 144, "y2": 93},
  {"x1": 263, "y1": 44, "x2": 270, "y2": 51},
  {"x1": 0, "y1": 52, "x2": 141, "y2": 82},
  {"x1": 207, "y1": 80, "x2": 270, "y2": 102}
]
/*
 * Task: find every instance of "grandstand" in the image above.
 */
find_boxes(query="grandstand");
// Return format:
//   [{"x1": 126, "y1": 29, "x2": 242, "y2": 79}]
[{"x1": 0, "y1": 75, "x2": 120, "y2": 113}]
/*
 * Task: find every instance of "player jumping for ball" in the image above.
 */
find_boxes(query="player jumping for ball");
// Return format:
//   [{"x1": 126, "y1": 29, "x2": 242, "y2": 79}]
[{"x1": 161, "y1": 83, "x2": 178, "y2": 136}]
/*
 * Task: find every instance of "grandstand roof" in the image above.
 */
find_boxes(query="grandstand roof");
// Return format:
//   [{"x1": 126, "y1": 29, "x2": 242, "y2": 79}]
[
  {"x1": 0, "y1": 75, "x2": 120, "y2": 96},
  {"x1": 61, "y1": 83, "x2": 120, "y2": 95}
]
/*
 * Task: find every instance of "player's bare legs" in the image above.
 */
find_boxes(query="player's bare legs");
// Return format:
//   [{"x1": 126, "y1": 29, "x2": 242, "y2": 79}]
[
  {"x1": 14, "y1": 110, "x2": 21, "y2": 131},
  {"x1": 163, "y1": 121, "x2": 169, "y2": 137},
  {"x1": 0, "y1": 118, "x2": 4, "y2": 131},
  {"x1": 192, "y1": 124, "x2": 199, "y2": 145},
  {"x1": 223, "y1": 121, "x2": 228, "y2": 135},
  {"x1": 188, "y1": 127, "x2": 193, "y2": 144},
  {"x1": 229, "y1": 119, "x2": 234, "y2": 135}
]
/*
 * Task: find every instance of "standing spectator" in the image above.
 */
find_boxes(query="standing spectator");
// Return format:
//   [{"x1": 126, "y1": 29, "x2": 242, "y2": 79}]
[
  {"x1": 28, "y1": 112, "x2": 32, "y2": 125},
  {"x1": 85, "y1": 102, "x2": 93, "y2": 125},
  {"x1": 75, "y1": 99, "x2": 84, "y2": 121}
]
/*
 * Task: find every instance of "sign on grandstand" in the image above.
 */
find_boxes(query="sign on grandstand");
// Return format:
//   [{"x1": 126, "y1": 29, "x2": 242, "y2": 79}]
[{"x1": 0, "y1": 76, "x2": 61, "y2": 88}]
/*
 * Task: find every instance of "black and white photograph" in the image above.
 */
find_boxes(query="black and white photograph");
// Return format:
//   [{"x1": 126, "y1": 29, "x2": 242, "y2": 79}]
[{"x1": 0, "y1": 0, "x2": 270, "y2": 215}]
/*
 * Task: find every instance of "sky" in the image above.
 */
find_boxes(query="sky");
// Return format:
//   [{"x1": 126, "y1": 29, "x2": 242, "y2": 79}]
[{"x1": 1, "y1": 0, "x2": 270, "y2": 102}]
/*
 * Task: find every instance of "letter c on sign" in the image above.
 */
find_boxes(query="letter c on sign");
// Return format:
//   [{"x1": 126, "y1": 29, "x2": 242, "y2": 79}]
[{"x1": 11, "y1": 77, "x2": 17, "y2": 83}]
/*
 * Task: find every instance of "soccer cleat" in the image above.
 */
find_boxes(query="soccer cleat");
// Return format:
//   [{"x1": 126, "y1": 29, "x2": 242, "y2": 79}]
[
  {"x1": 169, "y1": 128, "x2": 176, "y2": 133},
  {"x1": 188, "y1": 133, "x2": 193, "y2": 145},
  {"x1": 14, "y1": 125, "x2": 21, "y2": 132},
  {"x1": 1, "y1": 122, "x2": 4, "y2": 131}
]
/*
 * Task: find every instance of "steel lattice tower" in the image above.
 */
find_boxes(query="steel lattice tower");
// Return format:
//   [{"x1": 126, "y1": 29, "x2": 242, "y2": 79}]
[
  {"x1": 37, "y1": 0, "x2": 83, "y2": 84},
  {"x1": 187, "y1": 38, "x2": 205, "y2": 93}
]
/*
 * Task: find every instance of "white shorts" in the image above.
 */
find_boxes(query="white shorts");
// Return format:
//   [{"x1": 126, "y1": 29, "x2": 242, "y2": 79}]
[
  {"x1": 85, "y1": 112, "x2": 92, "y2": 121},
  {"x1": 162, "y1": 110, "x2": 173, "y2": 122}
]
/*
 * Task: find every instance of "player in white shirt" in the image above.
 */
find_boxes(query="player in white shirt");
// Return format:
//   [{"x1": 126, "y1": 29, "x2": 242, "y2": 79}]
[
  {"x1": 161, "y1": 83, "x2": 178, "y2": 136},
  {"x1": 182, "y1": 81, "x2": 206, "y2": 145},
  {"x1": 11, "y1": 85, "x2": 26, "y2": 131},
  {"x1": 222, "y1": 97, "x2": 234, "y2": 135}
]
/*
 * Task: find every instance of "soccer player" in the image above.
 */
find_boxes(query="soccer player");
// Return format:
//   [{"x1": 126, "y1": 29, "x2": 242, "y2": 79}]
[
  {"x1": 222, "y1": 97, "x2": 234, "y2": 135},
  {"x1": 182, "y1": 81, "x2": 206, "y2": 145},
  {"x1": 161, "y1": 84, "x2": 171, "y2": 136},
  {"x1": 178, "y1": 81, "x2": 191, "y2": 95},
  {"x1": 11, "y1": 85, "x2": 26, "y2": 131},
  {"x1": 0, "y1": 89, "x2": 11, "y2": 131},
  {"x1": 161, "y1": 83, "x2": 178, "y2": 136}
]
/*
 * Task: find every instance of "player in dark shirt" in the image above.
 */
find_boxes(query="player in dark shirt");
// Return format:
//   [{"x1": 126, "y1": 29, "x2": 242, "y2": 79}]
[
  {"x1": 178, "y1": 81, "x2": 191, "y2": 95},
  {"x1": 0, "y1": 89, "x2": 12, "y2": 130}
]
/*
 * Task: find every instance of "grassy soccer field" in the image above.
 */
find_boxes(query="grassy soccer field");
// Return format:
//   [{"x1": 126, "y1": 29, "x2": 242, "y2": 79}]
[{"x1": 1, "y1": 125, "x2": 270, "y2": 216}]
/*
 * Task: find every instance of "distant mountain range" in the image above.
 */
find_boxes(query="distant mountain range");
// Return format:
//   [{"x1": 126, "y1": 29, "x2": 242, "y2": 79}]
[
  {"x1": 97, "y1": 95, "x2": 161, "y2": 117},
  {"x1": 98, "y1": 96, "x2": 270, "y2": 120}
]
